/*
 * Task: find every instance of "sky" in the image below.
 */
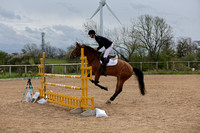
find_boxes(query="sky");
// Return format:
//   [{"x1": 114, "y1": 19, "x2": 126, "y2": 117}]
[{"x1": 0, "y1": 0, "x2": 200, "y2": 53}]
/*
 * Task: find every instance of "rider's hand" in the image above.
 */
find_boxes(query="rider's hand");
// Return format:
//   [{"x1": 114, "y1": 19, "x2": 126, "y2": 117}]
[{"x1": 94, "y1": 48, "x2": 97, "y2": 51}]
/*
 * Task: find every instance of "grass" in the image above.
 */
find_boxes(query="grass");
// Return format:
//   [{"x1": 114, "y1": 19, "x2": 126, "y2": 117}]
[
  {"x1": 45, "y1": 58, "x2": 68, "y2": 64},
  {"x1": 0, "y1": 72, "x2": 39, "y2": 79}
]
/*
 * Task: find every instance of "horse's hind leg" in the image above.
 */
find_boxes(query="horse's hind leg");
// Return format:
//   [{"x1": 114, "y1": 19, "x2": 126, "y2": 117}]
[{"x1": 106, "y1": 78, "x2": 125, "y2": 104}]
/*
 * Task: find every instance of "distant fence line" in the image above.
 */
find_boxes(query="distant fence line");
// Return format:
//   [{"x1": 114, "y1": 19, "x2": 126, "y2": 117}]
[
  {"x1": 129, "y1": 61, "x2": 200, "y2": 71},
  {"x1": 0, "y1": 61, "x2": 199, "y2": 78},
  {"x1": 0, "y1": 63, "x2": 81, "y2": 77}
]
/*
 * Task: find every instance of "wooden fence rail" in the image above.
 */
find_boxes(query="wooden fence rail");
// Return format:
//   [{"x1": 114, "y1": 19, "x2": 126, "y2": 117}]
[{"x1": 0, "y1": 61, "x2": 200, "y2": 77}]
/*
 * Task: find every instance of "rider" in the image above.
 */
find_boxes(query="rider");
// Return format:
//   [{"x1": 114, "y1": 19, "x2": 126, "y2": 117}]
[{"x1": 88, "y1": 30, "x2": 113, "y2": 74}]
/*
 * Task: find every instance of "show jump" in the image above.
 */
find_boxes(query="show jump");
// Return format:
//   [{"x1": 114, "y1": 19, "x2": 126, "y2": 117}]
[{"x1": 38, "y1": 48, "x2": 94, "y2": 110}]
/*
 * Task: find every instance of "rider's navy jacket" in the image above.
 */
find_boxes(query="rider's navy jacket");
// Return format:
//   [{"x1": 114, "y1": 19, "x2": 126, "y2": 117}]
[{"x1": 95, "y1": 35, "x2": 113, "y2": 51}]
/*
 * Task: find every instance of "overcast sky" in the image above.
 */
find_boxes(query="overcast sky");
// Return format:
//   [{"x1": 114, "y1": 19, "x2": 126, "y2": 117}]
[{"x1": 0, "y1": 0, "x2": 199, "y2": 53}]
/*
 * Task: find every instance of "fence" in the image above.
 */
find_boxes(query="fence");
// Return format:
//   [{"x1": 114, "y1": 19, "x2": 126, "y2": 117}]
[
  {"x1": 0, "y1": 63, "x2": 81, "y2": 78},
  {"x1": 129, "y1": 61, "x2": 200, "y2": 71},
  {"x1": 0, "y1": 61, "x2": 200, "y2": 78}
]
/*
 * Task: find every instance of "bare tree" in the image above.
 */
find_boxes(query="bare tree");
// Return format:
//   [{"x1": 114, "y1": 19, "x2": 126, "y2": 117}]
[
  {"x1": 136, "y1": 15, "x2": 173, "y2": 61},
  {"x1": 176, "y1": 37, "x2": 198, "y2": 59},
  {"x1": 44, "y1": 43, "x2": 57, "y2": 58},
  {"x1": 57, "y1": 48, "x2": 66, "y2": 59},
  {"x1": 22, "y1": 43, "x2": 38, "y2": 53},
  {"x1": 83, "y1": 21, "x2": 98, "y2": 34},
  {"x1": 113, "y1": 25, "x2": 139, "y2": 62}
]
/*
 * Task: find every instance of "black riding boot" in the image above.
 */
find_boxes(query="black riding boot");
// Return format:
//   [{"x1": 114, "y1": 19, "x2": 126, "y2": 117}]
[{"x1": 99, "y1": 58, "x2": 108, "y2": 75}]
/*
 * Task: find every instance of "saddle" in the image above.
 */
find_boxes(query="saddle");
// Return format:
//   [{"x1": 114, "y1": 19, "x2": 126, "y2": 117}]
[{"x1": 100, "y1": 52, "x2": 118, "y2": 66}]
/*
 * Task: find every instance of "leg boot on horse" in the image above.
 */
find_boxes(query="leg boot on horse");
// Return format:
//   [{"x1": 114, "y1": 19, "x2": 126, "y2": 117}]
[{"x1": 99, "y1": 57, "x2": 108, "y2": 75}]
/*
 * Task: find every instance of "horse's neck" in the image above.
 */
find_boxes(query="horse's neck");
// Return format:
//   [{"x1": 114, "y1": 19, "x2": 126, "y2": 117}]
[{"x1": 84, "y1": 49, "x2": 100, "y2": 66}]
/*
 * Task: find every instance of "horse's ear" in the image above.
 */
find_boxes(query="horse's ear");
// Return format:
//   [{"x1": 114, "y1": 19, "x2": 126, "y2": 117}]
[{"x1": 76, "y1": 42, "x2": 80, "y2": 47}]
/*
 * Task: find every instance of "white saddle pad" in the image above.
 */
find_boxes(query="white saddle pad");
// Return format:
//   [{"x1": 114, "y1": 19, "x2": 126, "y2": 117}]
[{"x1": 100, "y1": 57, "x2": 118, "y2": 66}]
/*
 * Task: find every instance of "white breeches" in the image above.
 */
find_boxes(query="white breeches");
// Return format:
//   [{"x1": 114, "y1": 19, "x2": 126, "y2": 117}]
[{"x1": 103, "y1": 43, "x2": 113, "y2": 58}]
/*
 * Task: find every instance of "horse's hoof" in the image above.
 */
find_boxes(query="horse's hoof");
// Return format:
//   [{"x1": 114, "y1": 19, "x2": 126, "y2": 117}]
[
  {"x1": 106, "y1": 100, "x2": 111, "y2": 104},
  {"x1": 103, "y1": 87, "x2": 108, "y2": 91}
]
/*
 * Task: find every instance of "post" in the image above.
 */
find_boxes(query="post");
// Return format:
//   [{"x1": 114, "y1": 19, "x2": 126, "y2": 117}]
[
  {"x1": 166, "y1": 61, "x2": 168, "y2": 70},
  {"x1": 140, "y1": 62, "x2": 142, "y2": 71},
  {"x1": 25, "y1": 65, "x2": 27, "y2": 77},
  {"x1": 156, "y1": 62, "x2": 158, "y2": 70},
  {"x1": 51, "y1": 65, "x2": 54, "y2": 73},
  {"x1": 9, "y1": 66, "x2": 11, "y2": 77},
  {"x1": 173, "y1": 61, "x2": 175, "y2": 70},
  {"x1": 77, "y1": 64, "x2": 79, "y2": 73},
  {"x1": 188, "y1": 61, "x2": 190, "y2": 68},
  {"x1": 64, "y1": 65, "x2": 66, "y2": 73}
]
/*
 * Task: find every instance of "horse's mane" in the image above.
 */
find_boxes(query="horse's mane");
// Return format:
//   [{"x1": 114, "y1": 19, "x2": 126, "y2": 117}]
[{"x1": 82, "y1": 45, "x2": 101, "y2": 55}]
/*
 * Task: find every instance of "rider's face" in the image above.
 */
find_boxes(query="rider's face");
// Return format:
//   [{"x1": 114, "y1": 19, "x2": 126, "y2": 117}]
[{"x1": 89, "y1": 34, "x2": 94, "y2": 38}]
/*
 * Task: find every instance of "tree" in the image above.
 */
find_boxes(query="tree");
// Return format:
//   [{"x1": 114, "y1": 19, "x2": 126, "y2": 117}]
[
  {"x1": 57, "y1": 48, "x2": 66, "y2": 59},
  {"x1": 81, "y1": 15, "x2": 175, "y2": 62},
  {"x1": 113, "y1": 25, "x2": 139, "y2": 62},
  {"x1": 0, "y1": 51, "x2": 8, "y2": 65},
  {"x1": 83, "y1": 21, "x2": 98, "y2": 34},
  {"x1": 159, "y1": 40, "x2": 176, "y2": 61},
  {"x1": 176, "y1": 37, "x2": 198, "y2": 60},
  {"x1": 44, "y1": 43, "x2": 57, "y2": 58},
  {"x1": 193, "y1": 41, "x2": 200, "y2": 61},
  {"x1": 65, "y1": 45, "x2": 80, "y2": 62},
  {"x1": 22, "y1": 43, "x2": 38, "y2": 53},
  {"x1": 135, "y1": 15, "x2": 174, "y2": 61},
  {"x1": 176, "y1": 37, "x2": 190, "y2": 58},
  {"x1": 22, "y1": 43, "x2": 39, "y2": 62}
]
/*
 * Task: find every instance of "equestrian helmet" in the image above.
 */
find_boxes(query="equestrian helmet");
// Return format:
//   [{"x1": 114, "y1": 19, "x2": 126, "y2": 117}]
[{"x1": 88, "y1": 30, "x2": 95, "y2": 35}]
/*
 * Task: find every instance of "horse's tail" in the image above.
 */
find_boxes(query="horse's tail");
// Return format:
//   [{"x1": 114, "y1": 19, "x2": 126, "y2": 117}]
[{"x1": 133, "y1": 67, "x2": 145, "y2": 95}]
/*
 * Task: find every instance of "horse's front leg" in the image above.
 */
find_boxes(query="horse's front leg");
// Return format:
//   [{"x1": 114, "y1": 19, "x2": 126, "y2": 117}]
[
  {"x1": 94, "y1": 73, "x2": 101, "y2": 83},
  {"x1": 87, "y1": 73, "x2": 99, "y2": 84},
  {"x1": 89, "y1": 73, "x2": 108, "y2": 91},
  {"x1": 94, "y1": 73, "x2": 108, "y2": 91}
]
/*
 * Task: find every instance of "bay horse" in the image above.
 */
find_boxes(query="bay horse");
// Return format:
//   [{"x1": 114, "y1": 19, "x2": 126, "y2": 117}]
[{"x1": 70, "y1": 42, "x2": 145, "y2": 104}]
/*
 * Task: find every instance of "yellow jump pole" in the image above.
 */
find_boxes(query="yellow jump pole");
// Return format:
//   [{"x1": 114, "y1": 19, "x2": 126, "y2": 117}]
[
  {"x1": 38, "y1": 52, "x2": 45, "y2": 97},
  {"x1": 85, "y1": 56, "x2": 89, "y2": 107},
  {"x1": 80, "y1": 48, "x2": 85, "y2": 110},
  {"x1": 43, "y1": 52, "x2": 46, "y2": 95}
]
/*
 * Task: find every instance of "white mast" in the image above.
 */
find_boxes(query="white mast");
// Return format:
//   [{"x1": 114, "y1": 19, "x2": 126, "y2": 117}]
[
  {"x1": 90, "y1": 0, "x2": 122, "y2": 36},
  {"x1": 100, "y1": 0, "x2": 104, "y2": 36}
]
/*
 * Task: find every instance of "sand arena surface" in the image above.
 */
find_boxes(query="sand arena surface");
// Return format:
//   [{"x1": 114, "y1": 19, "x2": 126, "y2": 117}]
[{"x1": 0, "y1": 75, "x2": 200, "y2": 133}]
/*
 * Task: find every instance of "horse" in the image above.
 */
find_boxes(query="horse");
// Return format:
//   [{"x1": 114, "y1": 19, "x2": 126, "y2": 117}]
[{"x1": 70, "y1": 42, "x2": 145, "y2": 104}]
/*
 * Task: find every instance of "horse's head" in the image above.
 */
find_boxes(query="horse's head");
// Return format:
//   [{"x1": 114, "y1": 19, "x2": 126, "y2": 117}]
[
  {"x1": 70, "y1": 42, "x2": 101, "y2": 60},
  {"x1": 70, "y1": 42, "x2": 82, "y2": 59}
]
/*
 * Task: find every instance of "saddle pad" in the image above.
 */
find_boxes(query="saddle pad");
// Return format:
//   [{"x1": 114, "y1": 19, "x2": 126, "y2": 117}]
[{"x1": 100, "y1": 58, "x2": 118, "y2": 66}]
